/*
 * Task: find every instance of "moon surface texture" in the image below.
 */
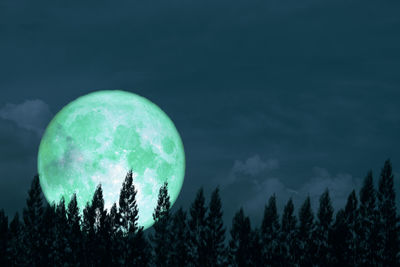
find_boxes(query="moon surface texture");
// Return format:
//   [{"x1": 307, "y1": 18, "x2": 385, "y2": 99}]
[{"x1": 38, "y1": 90, "x2": 185, "y2": 230}]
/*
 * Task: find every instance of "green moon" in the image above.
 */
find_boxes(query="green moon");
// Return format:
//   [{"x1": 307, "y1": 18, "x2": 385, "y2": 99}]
[{"x1": 37, "y1": 90, "x2": 185, "y2": 230}]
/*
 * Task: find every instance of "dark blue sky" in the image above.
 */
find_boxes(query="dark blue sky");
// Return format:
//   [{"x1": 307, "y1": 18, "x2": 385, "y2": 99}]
[{"x1": 1, "y1": 0, "x2": 399, "y2": 225}]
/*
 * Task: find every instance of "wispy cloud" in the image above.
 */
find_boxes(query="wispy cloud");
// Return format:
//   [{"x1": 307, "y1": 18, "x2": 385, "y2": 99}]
[
  {"x1": 0, "y1": 99, "x2": 52, "y2": 136},
  {"x1": 236, "y1": 165, "x2": 361, "y2": 219},
  {"x1": 225, "y1": 155, "x2": 279, "y2": 186},
  {"x1": 232, "y1": 155, "x2": 279, "y2": 177}
]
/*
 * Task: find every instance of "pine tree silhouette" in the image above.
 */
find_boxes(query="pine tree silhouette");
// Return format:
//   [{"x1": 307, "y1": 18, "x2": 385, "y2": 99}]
[
  {"x1": 116, "y1": 170, "x2": 142, "y2": 265},
  {"x1": 313, "y1": 189, "x2": 334, "y2": 266},
  {"x1": 170, "y1": 207, "x2": 190, "y2": 267},
  {"x1": 40, "y1": 203, "x2": 56, "y2": 266},
  {"x1": 204, "y1": 187, "x2": 226, "y2": 267},
  {"x1": 297, "y1": 196, "x2": 314, "y2": 267},
  {"x1": 0, "y1": 209, "x2": 8, "y2": 266},
  {"x1": 118, "y1": 170, "x2": 139, "y2": 235},
  {"x1": 151, "y1": 182, "x2": 171, "y2": 267},
  {"x1": 82, "y1": 185, "x2": 108, "y2": 266},
  {"x1": 228, "y1": 208, "x2": 252, "y2": 267},
  {"x1": 22, "y1": 175, "x2": 43, "y2": 266},
  {"x1": 66, "y1": 194, "x2": 82, "y2": 265},
  {"x1": 261, "y1": 194, "x2": 281, "y2": 266},
  {"x1": 8, "y1": 213, "x2": 23, "y2": 266},
  {"x1": 94, "y1": 185, "x2": 112, "y2": 265},
  {"x1": 54, "y1": 198, "x2": 70, "y2": 264},
  {"x1": 343, "y1": 190, "x2": 358, "y2": 265},
  {"x1": 280, "y1": 198, "x2": 297, "y2": 267},
  {"x1": 377, "y1": 159, "x2": 399, "y2": 265},
  {"x1": 331, "y1": 209, "x2": 348, "y2": 266},
  {"x1": 357, "y1": 171, "x2": 382, "y2": 266},
  {"x1": 188, "y1": 188, "x2": 208, "y2": 267},
  {"x1": 108, "y1": 203, "x2": 122, "y2": 265},
  {"x1": 130, "y1": 226, "x2": 151, "y2": 267},
  {"x1": 249, "y1": 227, "x2": 264, "y2": 267}
]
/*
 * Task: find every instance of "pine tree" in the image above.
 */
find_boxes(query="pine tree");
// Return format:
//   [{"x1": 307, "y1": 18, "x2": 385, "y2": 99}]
[
  {"x1": 22, "y1": 175, "x2": 44, "y2": 266},
  {"x1": 313, "y1": 189, "x2": 334, "y2": 266},
  {"x1": 118, "y1": 170, "x2": 139, "y2": 235},
  {"x1": 330, "y1": 193, "x2": 358, "y2": 267},
  {"x1": 0, "y1": 209, "x2": 8, "y2": 266},
  {"x1": 67, "y1": 194, "x2": 82, "y2": 265},
  {"x1": 8, "y1": 213, "x2": 24, "y2": 266},
  {"x1": 330, "y1": 209, "x2": 349, "y2": 266},
  {"x1": 151, "y1": 182, "x2": 171, "y2": 267},
  {"x1": 92, "y1": 185, "x2": 111, "y2": 265},
  {"x1": 261, "y1": 194, "x2": 281, "y2": 265},
  {"x1": 297, "y1": 196, "x2": 314, "y2": 267},
  {"x1": 228, "y1": 208, "x2": 252, "y2": 267},
  {"x1": 188, "y1": 188, "x2": 208, "y2": 267},
  {"x1": 204, "y1": 187, "x2": 226, "y2": 267},
  {"x1": 343, "y1": 190, "x2": 358, "y2": 265},
  {"x1": 280, "y1": 198, "x2": 297, "y2": 267},
  {"x1": 357, "y1": 171, "x2": 382, "y2": 266},
  {"x1": 130, "y1": 227, "x2": 151, "y2": 267},
  {"x1": 115, "y1": 171, "x2": 142, "y2": 265},
  {"x1": 169, "y1": 208, "x2": 190, "y2": 267},
  {"x1": 40, "y1": 204, "x2": 56, "y2": 266},
  {"x1": 249, "y1": 228, "x2": 264, "y2": 267},
  {"x1": 82, "y1": 205, "x2": 91, "y2": 266},
  {"x1": 54, "y1": 198, "x2": 70, "y2": 264},
  {"x1": 108, "y1": 203, "x2": 119, "y2": 234},
  {"x1": 82, "y1": 201, "x2": 94, "y2": 237},
  {"x1": 377, "y1": 159, "x2": 399, "y2": 265},
  {"x1": 108, "y1": 203, "x2": 122, "y2": 265},
  {"x1": 82, "y1": 196, "x2": 95, "y2": 267},
  {"x1": 82, "y1": 185, "x2": 108, "y2": 266}
]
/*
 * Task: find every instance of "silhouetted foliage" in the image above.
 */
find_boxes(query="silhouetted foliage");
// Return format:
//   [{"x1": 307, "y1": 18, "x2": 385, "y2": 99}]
[
  {"x1": 188, "y1": 188, "x2": 208, "y2": 267},
  {"x1": 313, "y1": 189, "x2": 333, "y2": 266},
  {"x1": 297, "y1": 196, "x2": 314, "y2": 266},
  {"x1": 261, "y1": 194, "x2": 281, "y2": 266},
  {"x1": 204, "y1": 187, "x2": 226, "y2": 267},
  {"x1": 151, "y1": 182, "x2": 171, "y2": 267},
  {"x1": 343, "y1": 190, "x2": 358, "y2": 265},
  {"x1": 22, "y1": 175, "x2": 43, "y2": 266},
  {"x1": 0, "y1": 160, "x2": 399, "y2": 266},
  {"x1": 228, "y1": 208, "x2": 252, "y2": 267},
  {"x1": 280, "y1": 198, "x2": 297, "y2": 266},
  {"x1": 357, "y1": 171, "x2": 382, "y2": 266},
  {"x1": 66, "y1": 194, "x2": 82, "y2": 265},
  {"x1": 0, "y1": 209, "x2": 8, "y2": 266},
  {"x1": 169, "y1": 207, "x2": 190, "y2": 267},
  {"x1": 377, "y1": 159, "x2": 399, "y2": 265}
]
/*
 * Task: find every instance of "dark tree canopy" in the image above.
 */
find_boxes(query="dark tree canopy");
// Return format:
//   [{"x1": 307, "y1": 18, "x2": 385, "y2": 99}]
[{"x1": 0, "y1": 160, "x2": 398, "y2": 267}]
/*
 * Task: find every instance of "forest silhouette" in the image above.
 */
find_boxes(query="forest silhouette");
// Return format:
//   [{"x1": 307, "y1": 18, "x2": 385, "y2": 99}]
[{"x1": 0, "y1": 159, "x2": 398, "y2": 266}]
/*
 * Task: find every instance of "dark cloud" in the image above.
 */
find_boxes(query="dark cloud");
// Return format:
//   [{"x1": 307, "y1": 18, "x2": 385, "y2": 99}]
[
  {"x1": 0, "y1": 99, "x2": 52, "y2": 135},
  {"x1": 224, "y1": 164, "x2": 361, "y2": 225},
  {"x1": 231, "y1": 155, "x2": 279, "y2": 178}
]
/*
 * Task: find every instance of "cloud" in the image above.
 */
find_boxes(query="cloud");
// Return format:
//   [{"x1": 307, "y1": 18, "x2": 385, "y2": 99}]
[
  {"x1": 300, "y1": 167, "x2": 361, "y2": 209},
  {"x1": 222, "y1": 155, "x2": 280, "y2": 188},
  {"x1": 232, "y1": 155, "x2": 279, "y2": 177},
  {"x1": 240, "y1": 166, "x2": 361, "y2": 222},
  {"x1": 0, "y1": 99, "x2": 52, "y2": 136}
]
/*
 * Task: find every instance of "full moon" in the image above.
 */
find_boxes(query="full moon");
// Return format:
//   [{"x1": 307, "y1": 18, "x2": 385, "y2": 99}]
[{"x1": 37, "y1": 90, "x2": 185, "y2": 230}]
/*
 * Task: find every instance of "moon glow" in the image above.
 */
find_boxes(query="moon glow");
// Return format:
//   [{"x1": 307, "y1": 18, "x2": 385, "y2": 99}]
[{"x1": 37, "y1": 90, "x2": 185, "y2": 230}]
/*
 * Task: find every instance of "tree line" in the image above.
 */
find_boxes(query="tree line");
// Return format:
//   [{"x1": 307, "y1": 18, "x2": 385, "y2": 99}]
[{"x1": 0, "y1": 159, "x2": 399, "y2": 266}]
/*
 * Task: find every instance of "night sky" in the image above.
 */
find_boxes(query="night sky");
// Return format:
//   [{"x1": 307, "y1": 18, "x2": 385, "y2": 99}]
[{"x1": 1, "y1": 0, "x2": 400, "y2": 226}]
